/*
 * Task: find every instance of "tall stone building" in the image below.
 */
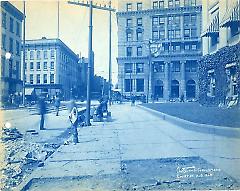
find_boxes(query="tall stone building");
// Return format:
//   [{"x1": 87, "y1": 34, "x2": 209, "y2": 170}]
[
  {"x1": 1, "y1": 1, "x2": 24, "y2": 106},
  {"x1": 117, "y1": 0, "x2": 202, "y2": 101},
  {"x1": 24, "y1": 38, "x2": 86, "y2": 100},
  {"x1": 199, "y1": 0, "x2": 239, "y2": 106}
]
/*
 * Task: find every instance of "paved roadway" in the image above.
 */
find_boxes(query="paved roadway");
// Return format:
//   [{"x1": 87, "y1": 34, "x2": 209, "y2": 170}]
[{"x1": 16, "y1": 103, "x2": 240, "y2": 190}]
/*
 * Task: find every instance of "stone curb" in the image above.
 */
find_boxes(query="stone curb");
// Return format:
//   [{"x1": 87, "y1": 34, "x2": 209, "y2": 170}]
[{"x1": 138, "y1": 105, "x2": 240, "y2": 138}]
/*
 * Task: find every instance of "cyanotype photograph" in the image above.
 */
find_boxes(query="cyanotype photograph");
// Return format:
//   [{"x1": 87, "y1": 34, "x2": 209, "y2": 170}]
[{"x1": 0, "y1": 0, "x2": 240, "y2": 190}]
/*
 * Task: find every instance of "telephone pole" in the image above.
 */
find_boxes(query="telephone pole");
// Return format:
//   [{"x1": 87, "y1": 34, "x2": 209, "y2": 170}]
[
  {"x1": 68, "y1": 0, "x2": 115, "y2": 126},
  {"x1": 22, "y1": 1, "x2": 26, "y2": 105}
]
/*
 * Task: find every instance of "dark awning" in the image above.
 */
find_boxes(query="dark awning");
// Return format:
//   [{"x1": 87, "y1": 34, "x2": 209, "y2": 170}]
[
  {"x1": 202, "y1": 14, "x2": 219, "y2": 37},
  {"x1": 220, "y1": 3, "x2": 239, "y2": 27}
]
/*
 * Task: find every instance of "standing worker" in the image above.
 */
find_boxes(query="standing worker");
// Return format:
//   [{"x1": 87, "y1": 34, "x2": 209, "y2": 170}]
[
  {"x1": 55, "y1": 95, "x2": 61, "y2": 116},
  {"x1": 39, "y1": 97, "x2": 46, "y2": 130}
]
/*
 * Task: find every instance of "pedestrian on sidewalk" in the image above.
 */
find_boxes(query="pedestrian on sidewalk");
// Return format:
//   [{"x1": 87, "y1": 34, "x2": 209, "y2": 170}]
[
  {"x1": 54, "y1": 94, "x2": 61, "y2": 116},
  {"x1": 130, "y1": 94, "x2": 136, "y2": 106},
  {"x1": 39, "y1": 97, "x2": 47, "y2": 130}
]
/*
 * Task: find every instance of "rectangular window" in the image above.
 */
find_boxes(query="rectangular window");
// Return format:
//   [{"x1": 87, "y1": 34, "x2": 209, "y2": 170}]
[
  {"x1": 126, "y1": 32, "x2": 132, "y2": 41},
  {"x1": 16, "y1": 22, "x2": 20, "y2": 36},
  {"x1": 44, "y1": 50, "x2": 48, "y2": 59},
  {"x1": 9, "y1": 38, "x2": 13, "y2": 53},
  {"x1": 153, "y1": 1, "x2": 158, "y2": 9},
  {"x1": 30, "y1": 74, "x2": 33, "y2": 84},
  {"x1": 184, "y1": 29, "x2": 190, "y2": 38},
  {"x1": 168, "y1": 30, "x2": 174, "y2": 39},
  {"x1": 2, "y1": 34, "x2": 6, "y2": 50},
  {"x1": 175, "y1": 45, "x2": 181, "y2": 51},
  {"x1": 137, "y1": 46, "x2": 142, "y2": 56},
  {"x1": 125, "y1": 63, "x2": 133, "y2": 73},
  {"x1": 175, "y1": 29, "x2": 181, "y2": 38},
  {"x1": 137, "y1": 18, "x2": 142, "y2": 26},
  {"x1": 175, "y1": 0, "x2": 180, "y2": 7},
  {"x1": 152, "y1": 16, "x2": 158, "y2": 26},
  {"x1": 230, "y1": 25, "x2": 240, "y2": 37},
  {"x1": 15, "y1": 61, "x2": 20, "y2": 79},
  {"x1": 37, "y1": 74, "x2": 40, "y2": 84},
  {"x1": 127, "y1": 18, "x2": 132, "y2": 27},
  {"x1": 184, "y1": 44, "x2": 190, "y2": 50},
  {"x1": 30, "y1": 62, "x2": 34, "y2": 70},
  {"x1": 37, "y1": 51, "x2": 41, "y2": 59},
  {"x1": 51, "y1": 49, "x2": 55, "y2": 58},
  {"x1": 152, "y1": 30, "x2": 159, "y2": 40},
  {"x1": 137, "y1": 2, "x2": 142, "y2": 10},
  {"x1": 184, "y1": 15, "x2": 190, "y2": 24},
  {"x1": 191, "y1": 28, "x2": 197, "y2": 38},
  {"x1": 168, "y1": 16, "x2": 173, "y2": 25},
  {"x1": 44, "y1": 62, "x2": 47, "y2": 70},
  {"x1": 191, "y1": 15, "x2": 197, "y2": 24},
  {"x1": 24, "y1": 62, "x2": 27, "y2": 70},
  {"x1": 126, "y1": 3, "x2": 132, "y2": 11},
  {"x1": 30, "y1": 51, "x2": 34, "y2": 60},
  {"x1": 154, "y1": 62, "x2": 165, "y2": 72},
  {"x1": 159, "y1": 30, "x2": 165, "y2": 39},
  {"x1": 172, "y1": 61, "x2": 180, "y2": 72},
  {"x1": 136, "y1": 63, "x2": 144, "y2": 73},
  {"x1": 16, "y1": 41, "x2": 20, "y2": 55},
  {"x1": 137, "y1": 31, "x2": 143, "y2": 41},
  {"x1": 159, "y1": 1, "x2": 164, "y2": 8},
  {"x1": 127, "y1": 47, "x2": 132, "y2": 57},
  {"x1": 159, "y1": 17, "x2": 164, "y2": 25},
  {"x1": 37, "y1": 62, "x2": 41, "y2": 70},
  {"x1": 125, "y1": 79, "x2": 133, "y2": 92},
  {"x1": 175, "y1": 16, "x2": 180, "y2": 25},
  {"x1": 50, "y1": 74, "x2": 54, "y2": 84},
  {"x1": 1, "y1": 57, "x2": 5, "y2": 76},
  {"x1": 168, "y1": 0, "x2": 173, "y2": 7},
  {"x1": 10, "y1": 17, "x2": 14, "y2": 33},
  {"x1": 136, "y1": 79, "x2": 144, "y2": 92},
  {"x1": 191, "y1": 44, "x2": 197, "y2": 50},
  {"x1": 211, "y1": 35, "x2": 219, "y2": 46},
  {"x1": 2, "y1": 12, "x2": 7, "y2": 28},
  {"x1": 44, "y1": 74, "x2": 47, "y2": 83},
  {"x1": 50, "y1": 61, "x2": 54, "y2": 70}
]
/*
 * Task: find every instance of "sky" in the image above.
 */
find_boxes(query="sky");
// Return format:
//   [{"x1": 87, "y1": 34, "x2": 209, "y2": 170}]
[{"x1": 11, "y1": 0, "x2": 119, "y2": 85}]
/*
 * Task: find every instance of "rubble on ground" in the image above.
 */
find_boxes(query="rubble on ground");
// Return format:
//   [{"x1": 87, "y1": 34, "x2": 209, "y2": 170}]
[{"x1": 0, "y1": 127, "x2": 59, "y2": 190}]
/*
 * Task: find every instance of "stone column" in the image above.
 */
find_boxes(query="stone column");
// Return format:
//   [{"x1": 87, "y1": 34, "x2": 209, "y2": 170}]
[
  {"x1": 164, "y1": 62, "x2": 170, "y2": 100},
  {"x1": 180, "y1": 61, "x2": 186, "y2": 99}
]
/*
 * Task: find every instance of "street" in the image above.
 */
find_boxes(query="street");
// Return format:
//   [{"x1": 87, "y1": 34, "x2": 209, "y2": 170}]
[{"x1": 7, "y1": 103, "x2": 239, "y2": 190}]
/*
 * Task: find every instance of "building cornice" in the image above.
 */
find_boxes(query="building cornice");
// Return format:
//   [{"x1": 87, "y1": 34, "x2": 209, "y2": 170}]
[
  {"x1": 117, "y1": 52, "x2": 202, "y2": 62},
  {"x1": 25, "y1": 38, "x2": 79, "y2": 60},
  {"x1": 117, "y1": 5, "x2": 202, "y2": 17},
  {"x1": 1, "y1": 1, "x2": 24, "y2": 21}
]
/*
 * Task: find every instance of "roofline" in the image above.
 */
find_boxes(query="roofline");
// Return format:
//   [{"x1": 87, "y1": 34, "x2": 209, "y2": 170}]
[
  {"x1": 1, "y1": 1, "x2": 24, "y2": 21},
  {"x1": 25, "y1": 38, "x2": 79, "y2": 60}
]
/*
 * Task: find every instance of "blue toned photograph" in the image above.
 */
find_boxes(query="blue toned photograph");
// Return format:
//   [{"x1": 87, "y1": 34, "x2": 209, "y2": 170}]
[{"x1": 0, "y1": 0, "x2": 239, "y2": 190}]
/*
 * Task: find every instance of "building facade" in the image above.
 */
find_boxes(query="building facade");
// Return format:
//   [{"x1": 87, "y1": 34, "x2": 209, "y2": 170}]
[
  {"x1": 1, "y1": 1, "x2": 24, "y2": 106},
  {"x1": 117, "y1": 0, "x2": 202, "y2": 101},
  {"x1": 199, "y1": 0, "x2": 240, "y2": 106},
  {"x1": 24, "y1": 38, "x2": 85, "y2": 100}
]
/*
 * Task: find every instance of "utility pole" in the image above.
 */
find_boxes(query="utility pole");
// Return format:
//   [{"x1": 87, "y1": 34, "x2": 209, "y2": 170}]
[
  {"x1": 57, "y1": 0, "x2": 60, "y2": 38},
  {"x1": 22, "y1": 1, "x2": 26, "y2": 106},
  {"x1": 108, "y1": 0, "x2": 112, "y2": 106},
  {"x1": 68, "y1": 0, "x2": 115, "y2": 126}
]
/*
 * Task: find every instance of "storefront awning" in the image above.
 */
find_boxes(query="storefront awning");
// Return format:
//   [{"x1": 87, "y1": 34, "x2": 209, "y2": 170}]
[
  {"x1": 220, "y1": 3, "x2": 239, "y2": 27},
  {"x1": 202, "y1": 14, "x2": 219, "y2": 37},
  {"x1": 25, "y1": 88, "x2": 34, "y2": 96}
]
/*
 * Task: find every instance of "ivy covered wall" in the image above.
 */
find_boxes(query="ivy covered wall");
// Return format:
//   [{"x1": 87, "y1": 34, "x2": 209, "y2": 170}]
[{"x1": 198, "y1": 43, "x2": 240, "y2": 106}]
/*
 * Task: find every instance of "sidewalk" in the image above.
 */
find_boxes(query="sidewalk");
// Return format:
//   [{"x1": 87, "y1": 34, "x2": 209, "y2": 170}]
[{"x1": 17, "y1": 103, "x2": 240, "y2": 190}]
